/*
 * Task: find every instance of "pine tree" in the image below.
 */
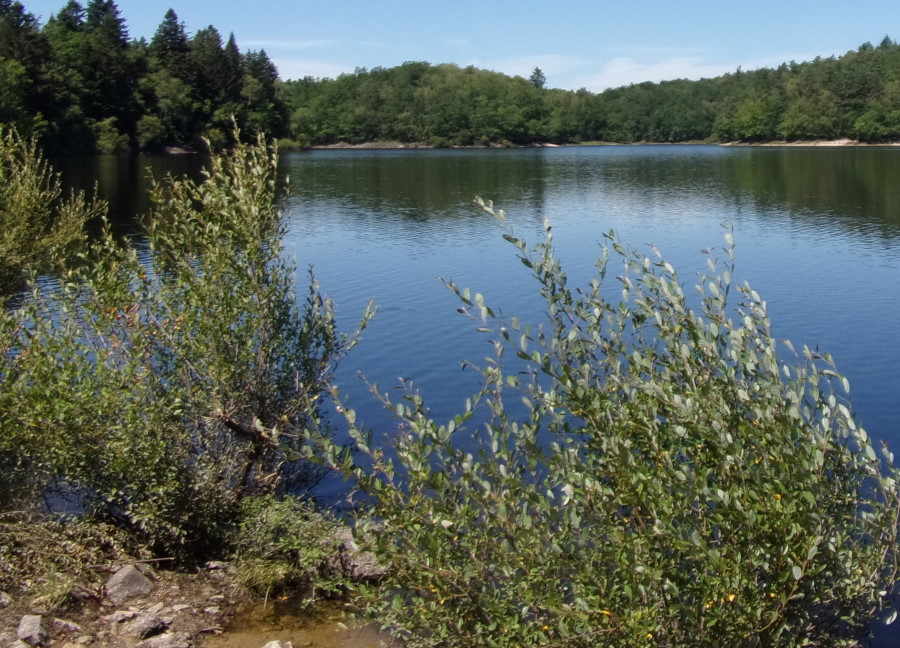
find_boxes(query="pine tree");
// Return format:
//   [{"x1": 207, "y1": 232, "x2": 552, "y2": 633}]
[{"x1": 150, "y1": 8, "x2": 191, "y2": 81}]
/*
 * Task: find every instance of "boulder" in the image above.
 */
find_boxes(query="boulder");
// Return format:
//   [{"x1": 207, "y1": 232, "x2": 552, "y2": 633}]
[
  {"x1": 17, "y1": 615, "x2": 48, "y2": 646},
  {"x1": 105, "y1": 564, "x2": 155, "y2": 604}
]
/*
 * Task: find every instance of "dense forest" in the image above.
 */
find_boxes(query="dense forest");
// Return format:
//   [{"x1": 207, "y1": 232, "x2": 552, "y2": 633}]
[{"x1": 2, "y1": 0, "x2": 900, "y2": 151}]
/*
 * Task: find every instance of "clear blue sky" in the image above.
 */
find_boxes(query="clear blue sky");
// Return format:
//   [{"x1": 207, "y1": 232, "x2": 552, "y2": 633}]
[{"x1": 20, "y1": 0, "x2": 900, "y2": 91}]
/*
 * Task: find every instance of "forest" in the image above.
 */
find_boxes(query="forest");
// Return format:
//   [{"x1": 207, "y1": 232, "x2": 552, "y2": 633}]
[{"x1": 2, "y1": 0, "x2": 900, "y2": 151}]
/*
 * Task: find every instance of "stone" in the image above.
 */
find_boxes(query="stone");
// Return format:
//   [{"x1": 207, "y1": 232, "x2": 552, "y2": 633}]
[
  {"x1": 51, "y1": 619, "x2": 83, "y2": 634},
  {"x1": 138, "y1": 631, "x2": 192, "y2": 648},
  {"x1": 105, "y1": 565, "x2": 155, "y2": 604},
  {"x1": 203, "y1": 606, "x2": 220, "y2": 615},
  {"x1": 123, "y1": 612, "x2": 170, "y2": 639},
  {"x1": 0, "y1": 591, "x2": 11, "y2": 608},
  {"x1": 261, "y1": 642, "x2": 293, "y2": 648},
  {"x1": 334, "y1": 528, "x2": 386, "y2": 581},
  {"x1": 145, "y1": 603, "x2": 164, "y2": 615},
  {"x1": 101, "y1": 610, "x2": 137, "y2": 624},
  {"x1": 170, "y1": 604, "x2": 191, "y2": 613},
  {"x1": 17, "y1": 615, "x2": 48, "y2": 646}
]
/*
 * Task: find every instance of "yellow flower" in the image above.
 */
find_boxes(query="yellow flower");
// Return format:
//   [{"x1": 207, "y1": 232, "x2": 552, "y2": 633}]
[
  {"x1": 599, "y1": 610, "x2": 612, "y2": 616},
  {"x1": 727, "y1": 593, "x2": 736, "y2": 603},
  {"x1": 774, "y1": 493, "x2": 782, "y2": 501}
]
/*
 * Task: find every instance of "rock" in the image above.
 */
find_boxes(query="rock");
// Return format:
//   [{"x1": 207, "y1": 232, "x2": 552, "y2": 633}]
[
  {"x1": 17, "y1": 615, "x2": 48, "y2": 646},
  {"x1": 0, "y1": 591, "x2": 11, "y2": 608},
  {"x1": 208, "y1": 594, "x2": 225, "y2": 602},
  {"x1": 203, "y1": 606, "x2": 220, "y2": 615},
  {"x1": 10, "y1": 641, "x2": 31, "y2": 648},
  {"x1": 105, "y1": 564, "x2": 155, "y2": 604},
  {"x1": 123, "y1": 612, "x2": 171, "y2": 639},
  {"x1": 138, "y1": 631, "x2": 192, "y2": 648},
  {"x1": 170, "y1": 604, "x2": 190, "y2": 613},
  {"x1": 145, "y1": 603, "x2": 164, "y2": 615},
  {"x1": 51, "y1": 619, "x2": 83, "y2": 634},
  {"x1": 334, "y1": 528, "x2": 386, "y2": 580},
  {"x1": 261, "y1": 641, "x2": 293, "y2": 648},
  {"x1": 101, "y1": 610, "x2": 138, "y2": 624},
  {"x1": 204, "y1": 561, "x2": 228, "y2": 571}
]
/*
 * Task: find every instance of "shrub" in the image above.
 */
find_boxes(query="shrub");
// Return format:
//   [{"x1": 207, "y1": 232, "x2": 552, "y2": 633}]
[
  {"x1": 336, "y1": 199, "x2": 900, "y2": 647},
  {"x1": 232, "y1": 494, "x2": 345, "y2": 603},
  {"x1": 0, "y1": 132, "x2": 372, "y2": 559},
  {"x1": 0, "y1": 126, "x2": 102, "y2": 292}
]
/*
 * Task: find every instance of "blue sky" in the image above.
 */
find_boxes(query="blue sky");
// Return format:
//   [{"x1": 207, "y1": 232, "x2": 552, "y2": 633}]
[{"x1": 20, "y1": 0, "x2": 900, "y2": 91}]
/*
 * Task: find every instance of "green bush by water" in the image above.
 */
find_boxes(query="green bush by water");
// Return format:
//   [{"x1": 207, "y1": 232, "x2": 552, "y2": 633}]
[
  {"x1": 0, "y1": 130, "x2": 371, "y2": 561},
  {"x1": 335, "y1": 199, "x2": 900, "y2": 647}
]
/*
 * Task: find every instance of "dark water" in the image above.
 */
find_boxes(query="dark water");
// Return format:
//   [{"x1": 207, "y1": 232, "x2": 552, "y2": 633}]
[{"x1": 61, "y1": 145, "x2": 900, "y2": 645}]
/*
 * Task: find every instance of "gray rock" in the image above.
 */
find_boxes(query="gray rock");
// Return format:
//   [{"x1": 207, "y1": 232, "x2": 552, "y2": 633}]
[
  {"x1": 261, "y1": 641, "x2": 293, "y2": 648},
  {"x1": 138, "y1": 632, "x2": 192, "y2": 648},
  {"x1": 334, "y1": 528, "x2": 386, "y2": 580},
  {"x1": 105, "y1": 564, "x2": 155, "y2": 604},
  {"x1": 145, "y1": 603, "x2": 164, "y2": 616},
  {"x1": 170, "y1": 604, "x2": 191, "y2": 613},
  {"x1": 17, "y1": 615, "x2": 48, "y2": 646},
  {"x1": 101, "y1": 610, "x2": 137, "y2": 624},
  {"x1": 0, "y1": 591, "x2": 11, "y2": 608},
  {"x1": 124, "y1": 611, "x2": 170, "y2": 639},
  {"x1": 10, "y1": 641, "x2": 32, "y2": 648},
  {"x1": 51, "y1": 619, "x2": 83, "y2": 634}
]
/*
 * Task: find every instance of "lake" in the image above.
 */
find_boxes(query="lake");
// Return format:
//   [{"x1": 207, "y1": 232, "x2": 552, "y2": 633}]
[{"x1": 62, "y1": 143, "x2": 900, "y2": 645}]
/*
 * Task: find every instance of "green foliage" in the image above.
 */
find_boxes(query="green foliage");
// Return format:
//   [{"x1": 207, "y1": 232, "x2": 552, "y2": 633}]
[
  {"x1": 0, "y1": 132, "x2": 371, "y2": 558},
  {"x1": 0, "y1": 126, "x2": 99, "y2": 291},
  {"x1": 2, "y1": 0, "x2": 900, "y2": 148},
  {"x1": 93, "y1": 116, "x2": 129, "y2": 152},
  {"x1": 336, "y1": 200, "x2": 900, "y2": 647},
  {"x1": 233, "y1": 494, "x2": 345, "y2": 603}
]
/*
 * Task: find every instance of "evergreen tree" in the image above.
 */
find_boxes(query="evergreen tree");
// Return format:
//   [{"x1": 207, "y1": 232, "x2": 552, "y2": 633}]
[
  {"x1": 150, "y1": 8, "x2": 191, "y2": 81},
  {"x1": 0, "y1": 2, "x2": 55, "y2": 136}
]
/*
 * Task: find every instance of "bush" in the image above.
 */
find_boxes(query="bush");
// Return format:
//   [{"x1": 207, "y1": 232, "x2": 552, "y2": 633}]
[
  {"x1": 0, "y1": 126, "x2": 101, "y2": 292},
  {"x1": 336, "y1": 200, "x2": 900, "y2": 647},
  {"x1": 0, "y1": 132, "x2": 372, "y2": 559},
  {"x1": 232, "y1": 494, "x2": 345, "y2": 603}
]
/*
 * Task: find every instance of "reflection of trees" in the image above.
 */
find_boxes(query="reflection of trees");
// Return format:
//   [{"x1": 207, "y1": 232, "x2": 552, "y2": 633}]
[{"x1": 284, "y1": 150, "x2": 549, "y2": 222}]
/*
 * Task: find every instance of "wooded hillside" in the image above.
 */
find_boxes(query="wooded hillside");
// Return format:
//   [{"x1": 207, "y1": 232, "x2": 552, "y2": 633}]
[{"x1": 2, "y1": 1, "x2": 898, "y2": 151}]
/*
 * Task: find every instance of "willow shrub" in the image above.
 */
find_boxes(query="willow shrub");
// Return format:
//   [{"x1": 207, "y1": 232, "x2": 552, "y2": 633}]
[
  {"x1": 0, "y1": 134, "x2": 370, "y2": 558},
  {"x1": 0, "y1": 126, "x2": 103, "y2": 292},
  {"x1": 336, "y1": 199, "x2": 900, "y2": 647}
]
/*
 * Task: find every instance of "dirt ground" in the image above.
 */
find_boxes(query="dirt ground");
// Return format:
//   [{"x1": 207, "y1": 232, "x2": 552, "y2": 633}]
[{"x1": 0, "y1": 562, "x2": 250, "y2": 648}]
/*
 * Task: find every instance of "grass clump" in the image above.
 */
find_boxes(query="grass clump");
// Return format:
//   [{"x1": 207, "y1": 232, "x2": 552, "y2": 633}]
[{"x1": 233, "y1": 495, "x2": 346, "y2": 605}]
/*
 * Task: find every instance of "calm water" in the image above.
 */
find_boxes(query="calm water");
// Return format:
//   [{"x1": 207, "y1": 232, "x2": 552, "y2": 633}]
[
  {"x1": 277, "y1": 146, "x2": 900, "y2": 453},
  {"x1": 64, "y1": 144, "x2": 900, "y2": 644}
]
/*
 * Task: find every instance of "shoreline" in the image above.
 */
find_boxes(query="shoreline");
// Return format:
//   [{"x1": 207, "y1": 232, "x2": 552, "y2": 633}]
[{"x1": 304, "y1": 138, "x2": 900, "y2": 151}]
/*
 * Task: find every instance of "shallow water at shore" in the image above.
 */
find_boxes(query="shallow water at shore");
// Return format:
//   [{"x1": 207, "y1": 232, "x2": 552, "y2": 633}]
[{"x1": 201, "y1": 600, "x2": 388, "y2": 648}]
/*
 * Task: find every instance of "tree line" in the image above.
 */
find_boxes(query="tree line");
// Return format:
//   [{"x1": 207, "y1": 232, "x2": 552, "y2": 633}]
[
  {"x1": 2, "y1": 0, "x2": 899, "y2": 151},
  {"x1": 0, "y1": 0, "x2": 284, "y2": 152},
  {"x1": 283, "y1": 37, "x2": 900, "y2": 147}
]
